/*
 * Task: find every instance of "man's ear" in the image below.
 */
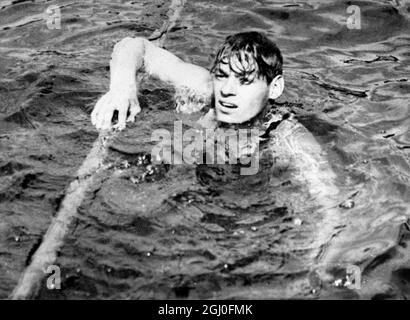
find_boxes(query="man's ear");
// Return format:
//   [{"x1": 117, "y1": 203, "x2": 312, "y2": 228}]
[{"x1": 268, "y1": 75, "x2": 284, "y2": 100}]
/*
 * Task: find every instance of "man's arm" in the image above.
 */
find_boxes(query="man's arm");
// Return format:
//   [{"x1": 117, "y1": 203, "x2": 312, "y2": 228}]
[
  {"x1": 276, "y1": 118, "x2": 340, "y2": 206},
  {"x1": 274, "y1": 119, "x2": 342, "y2": 258},
  {"x1": 91, "y1": 37, "x2": 212, "y2": 130}
]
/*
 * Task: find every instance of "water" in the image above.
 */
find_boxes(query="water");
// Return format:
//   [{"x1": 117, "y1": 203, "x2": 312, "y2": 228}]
[{"x1": 0, "y1": 0, "x2": 409, "y2": 299}]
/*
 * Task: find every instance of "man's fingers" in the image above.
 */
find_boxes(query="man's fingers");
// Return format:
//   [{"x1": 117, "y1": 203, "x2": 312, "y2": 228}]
[
  {"x1": 91, "y1": 107, "x2": 98, "y2": 126},
  {"x1": 93, "y1": 94, "x2": 113, "y2": 129},
  {"x1": 91, "y1": 95, "x2": 106, "y2": 126},
  {"x1": 99, "y1": 98, "x2": 114, "y2": 130},
  {"x1": 95, "y1": 104, "x2": 105, "y2": 129},
  {"x1": 100, "y1": 109, "x2": 113, "y2": 130},
  {"x1": 114, "y1": 106, "x2": 127, "y2": 131},
  {"x1": 91, "y1": 92, "x2": 138, "y2": 131},
  {"x1": 126, "y1": 99, "x2": 141, "y2": 122}
]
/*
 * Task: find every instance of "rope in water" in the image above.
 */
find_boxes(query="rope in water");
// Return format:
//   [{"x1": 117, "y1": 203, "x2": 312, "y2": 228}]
[{"x1": 11, "y1": 0, "x2": 186, "y2": 299}]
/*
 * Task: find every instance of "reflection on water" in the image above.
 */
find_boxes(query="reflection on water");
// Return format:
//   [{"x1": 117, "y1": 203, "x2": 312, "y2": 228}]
[{"x1": 0, "y1": 0, "x2": 409, "y2": 299}]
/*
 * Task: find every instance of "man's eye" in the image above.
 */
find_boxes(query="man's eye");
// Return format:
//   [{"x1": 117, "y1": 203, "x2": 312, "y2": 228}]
[
  {"x1": 215, "y1": 73, "x2": 227, "y2": 78},
  {"x1": 240, "y1": 78, "x2": 252, "y2": 85}
]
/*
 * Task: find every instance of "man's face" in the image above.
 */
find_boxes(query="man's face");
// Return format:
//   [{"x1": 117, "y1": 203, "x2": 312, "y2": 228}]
[{"x1": 213, "y1": 55, "x2": 270, "y2": 124}]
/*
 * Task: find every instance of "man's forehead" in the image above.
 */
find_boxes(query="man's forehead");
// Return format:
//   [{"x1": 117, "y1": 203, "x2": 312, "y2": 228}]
[{"x1": 216, "y1": 52, "x2": 258, "y2": 75}]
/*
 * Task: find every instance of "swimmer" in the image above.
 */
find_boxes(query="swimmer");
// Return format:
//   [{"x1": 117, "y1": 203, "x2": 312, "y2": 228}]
[
  {"x1": 91, "y1": 31, "x2": 285, "y2": 130},
  {"x1": 91, "y1": 32, "x2": 341, "y2": 236}
]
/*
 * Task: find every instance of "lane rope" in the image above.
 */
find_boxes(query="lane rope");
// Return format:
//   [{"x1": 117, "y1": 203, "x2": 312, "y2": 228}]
[{"x1": 11, "y1": 0, "x2": 186, "y2": 299}]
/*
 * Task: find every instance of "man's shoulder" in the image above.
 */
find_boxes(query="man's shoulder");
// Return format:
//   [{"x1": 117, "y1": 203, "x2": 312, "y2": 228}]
[
  {"x1": 264, "y1": 110, "x2": 321, "y2": 154},
  {"x1": 277, "y1": 115, "x2": 307, "y2": 137},
  {"x1": 263, "y1": 109, "x2": 300, "y2": 138}
]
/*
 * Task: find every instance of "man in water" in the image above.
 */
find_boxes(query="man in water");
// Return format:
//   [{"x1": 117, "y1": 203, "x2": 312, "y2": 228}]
[
  {"x1": 91, "y1": 31, "x2": 283, "y2": 130},
  {"x1": 91, "y1": 31, "x2": 339, "y2": 210}
]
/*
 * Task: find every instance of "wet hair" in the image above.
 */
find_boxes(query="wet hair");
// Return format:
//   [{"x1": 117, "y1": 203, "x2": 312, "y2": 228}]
[{"x1": 210, "y1": 31, "x2": 283, "y2": 84}]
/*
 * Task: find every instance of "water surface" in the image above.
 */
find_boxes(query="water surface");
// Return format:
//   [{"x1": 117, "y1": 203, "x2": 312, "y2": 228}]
[{"x1": 0, "y1": 0, "x2": 409, "y2": 299}]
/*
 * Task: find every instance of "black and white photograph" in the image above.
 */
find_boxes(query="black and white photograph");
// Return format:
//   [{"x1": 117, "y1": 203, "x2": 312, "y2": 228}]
[{"x1": 0, "y1": 0, "x2": 409, "y2": 302}]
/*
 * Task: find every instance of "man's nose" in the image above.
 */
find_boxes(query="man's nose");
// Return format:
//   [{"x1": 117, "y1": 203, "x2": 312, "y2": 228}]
[{"x1": 220, "y1": 76, "x2": 237, "y2": 97}]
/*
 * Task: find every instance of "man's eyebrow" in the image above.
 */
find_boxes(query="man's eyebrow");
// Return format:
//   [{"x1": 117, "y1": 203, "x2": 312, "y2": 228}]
[
  {"x1": 237, "y1": 70, "x2": 257, "y2": 83},
  {"x1": 215, "y1": 66, "x2": 229, "y2": 75}
]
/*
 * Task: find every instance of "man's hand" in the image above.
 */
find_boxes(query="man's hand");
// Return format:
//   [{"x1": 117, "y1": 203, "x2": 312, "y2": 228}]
[
  {"x1": 90, "y1": 35, "x2": 211, "y2": 130},
  {"x1": 91, "y1": 36, "x2": 143, "y2": 131},
  {"x1": 91, "y1": 89, "x2": 141, "y2": 131}
]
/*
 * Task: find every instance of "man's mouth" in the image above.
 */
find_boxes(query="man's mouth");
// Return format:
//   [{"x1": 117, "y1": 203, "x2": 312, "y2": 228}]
[{"x1": 218, "y1": 100, "x2": 238, "y2": 109}]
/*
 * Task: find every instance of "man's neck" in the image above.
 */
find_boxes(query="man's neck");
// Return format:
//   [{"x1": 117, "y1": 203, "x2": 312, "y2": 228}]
[{"x1": 217, "y1": 103, "x2": 272, "y2": 130}]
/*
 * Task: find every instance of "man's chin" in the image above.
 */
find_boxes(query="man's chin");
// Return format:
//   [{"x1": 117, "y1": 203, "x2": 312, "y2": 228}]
[
  {"x1": 216, "y1": 112, "x2": 237, "y2": 124},
  {"x1": 215, "y1": 109, "x2": 249, "y2": 124}
]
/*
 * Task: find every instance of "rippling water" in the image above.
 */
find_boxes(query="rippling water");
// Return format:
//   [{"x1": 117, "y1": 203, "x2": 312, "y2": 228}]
[{"x1": 0, "y1": 0, "x2": 409, "y2": 299}]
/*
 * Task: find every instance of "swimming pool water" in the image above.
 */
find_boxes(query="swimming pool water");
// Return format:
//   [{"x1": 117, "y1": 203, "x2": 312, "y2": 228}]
[{"x1": 0, "y1": 0, "x2": 409, "y2": 299}]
